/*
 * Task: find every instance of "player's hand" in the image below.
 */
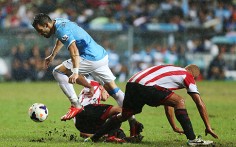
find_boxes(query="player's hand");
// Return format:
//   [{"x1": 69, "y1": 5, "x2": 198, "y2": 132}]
[
  {"x1": 85, "y1": 86, "x2": 94, "y2": 97},
  {"x1": 44, "y1": 54, "x2": 54, "y2": 69},
  {"x1": 205, "y1": 128, "x2": 218, "y2": 139},
  {"x1": 173, "y1": 127, "x2": 184, "y2": 134},
  {"x1": 69, "y1": 73, "x2": 79, "y2": 84}
]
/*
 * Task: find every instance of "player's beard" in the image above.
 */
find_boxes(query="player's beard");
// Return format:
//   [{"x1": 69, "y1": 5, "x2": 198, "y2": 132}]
[
  {"x1": 44, "y1": 28, "x2": 54, "y2": 38},
  {"x1": 43, "y1": 33, "x2": 51, "y2": 38},
  {"x1": 44, "y1": 35, "x2": 50, "y2": 38}
]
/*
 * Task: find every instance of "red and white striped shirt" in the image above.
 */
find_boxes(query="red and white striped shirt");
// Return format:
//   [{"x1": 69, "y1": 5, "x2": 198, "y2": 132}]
[
  {"x1": 78, "y1": 80, "x2": 102, "y2": 106},
  {"x1": 128, "y1": 65, "x2": 199, "y2": 94}
]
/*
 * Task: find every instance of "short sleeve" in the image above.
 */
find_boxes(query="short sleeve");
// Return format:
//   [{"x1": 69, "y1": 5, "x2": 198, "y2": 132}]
[
  {"x1": 184, "y1": 73, "x2": 200, "y2": 94},
  {"x1": 56, "y1": 26, "x2": 75, "y2": 49}
]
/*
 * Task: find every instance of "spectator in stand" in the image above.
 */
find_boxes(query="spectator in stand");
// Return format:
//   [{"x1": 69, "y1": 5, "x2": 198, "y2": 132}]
[
  {"x1": 139, "y1": 46, "x2": 153, "y2": 70},
  {"x1": 12, "y1": 43, "x2": 28, "y2": 62},
  {"x1": 11, "y1": 58, "x2": 30, "y2": 81},
  {"x1": 207, "y1": 52, "x2": 226, "y2": 80},
  {"x1": 163, "y1": 44, "x2": 179, "y2": 65},
  {"x1": 28, "y1": 44, "x2": 43, "y2": 81},
  {"x1": 0, "y1": 0, "x2": 233, "y2": 31},
  {"x1": 177, "y1": 44, "x2": 188, "y2": 67},
  {"x1": 127, "y1": 44, "x2": 142, "y2": 75},
  {"x1": 150, "y1": 43, "x2": 164, "y2": 66},
  {"x1": 10, "y1": 44, "x2": 30, "y2": 81}
]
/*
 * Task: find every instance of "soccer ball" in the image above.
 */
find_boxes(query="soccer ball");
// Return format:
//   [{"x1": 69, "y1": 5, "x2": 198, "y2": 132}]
[{"x1": 28, "y1": 103, "x2": 48, "y2": 122}]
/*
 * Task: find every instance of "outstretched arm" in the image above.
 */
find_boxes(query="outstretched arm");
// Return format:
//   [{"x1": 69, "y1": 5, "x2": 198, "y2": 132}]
[
  {"x1": 190, "y1": 93, "x2": 218, "y2": 138},
  {"x1": 164, "y1": 106, "x2": 184, "y2": 134}
]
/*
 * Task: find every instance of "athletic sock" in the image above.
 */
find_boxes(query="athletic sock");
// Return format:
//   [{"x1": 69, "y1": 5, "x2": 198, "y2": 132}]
[
  {"x1": 91, "y1": 115, "x2": 121, "y2": 142},
  {"x1": 108, "y1": 88, "x2": 124, "y2": 107},
  {"x1": 53, "y1": 69, "x2": 81, "y2": 108},
  {"x1": 175, "y1": 109, "x2": 196, "y2": 140}
]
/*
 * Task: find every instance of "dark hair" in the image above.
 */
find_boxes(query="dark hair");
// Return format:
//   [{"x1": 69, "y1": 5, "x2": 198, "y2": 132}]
[{"x1": 32, "y1": 13, "x2": 52, "y2": 28}]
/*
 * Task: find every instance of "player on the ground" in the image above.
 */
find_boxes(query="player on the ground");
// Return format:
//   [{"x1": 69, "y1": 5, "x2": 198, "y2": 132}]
[
  {"x1": 31, "y1": 13, "x2": 142, "y2": 137},
  {"x1": 85, "y1": 64, "x2": 218, "y2": 146},
  {"x1": 74, "y1": 78, "x2": 125, "y2": 142},
  {"x1": 74, "y1": 78, "x2": 142, "y2": 143}
]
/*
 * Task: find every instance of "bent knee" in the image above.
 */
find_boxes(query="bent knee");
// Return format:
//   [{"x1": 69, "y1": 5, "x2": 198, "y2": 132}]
[
  {"x1": 176, "y1": 98, "x2": 185, "y2": 108},
  {"x1": 109, "y1": 106, "x2": 122, "y2": 116}
]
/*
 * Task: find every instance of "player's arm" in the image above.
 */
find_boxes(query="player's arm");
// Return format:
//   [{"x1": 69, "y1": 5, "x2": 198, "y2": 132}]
[
  {"x1": 189, "y1": 93, "x2": 218, "y2": 138},
  {"x1": 68, "y1": 41, "x2": 80, "y2": 84},
  {"x1": 76, "y1": 76, "x2": 94, "y2": 97},
  {"x1": 68, "y1": 41, "x2": 94, "y2": 97},
  {"x1": 52, "y1": 39, "x2": 64, "y2": 58},
  {"x1": 45, "y1": 39, "x2": 64, "y2": 68},
  {"x1": 164, "y1": 106, "x2": 184, "y2": 134}
]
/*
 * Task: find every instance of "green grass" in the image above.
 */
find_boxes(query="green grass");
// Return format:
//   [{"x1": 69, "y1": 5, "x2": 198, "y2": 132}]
[{"x1": 0, "y1": 81, "x2": 235, "y2": 147}]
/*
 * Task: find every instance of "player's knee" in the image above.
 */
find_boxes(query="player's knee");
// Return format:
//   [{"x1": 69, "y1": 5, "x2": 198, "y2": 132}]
[
  {"x1": 176, "y1": 98, "x2": 185, "y2": 109},
  {"x1": 52, "y1": 68, "x2": 57, "y2": 77},
  {"x1": 103, "y1": 81, "x2": 117, "y2": 91},
  {"x1": 52, "y1": 68, "x2": 55, "y2": 74}
]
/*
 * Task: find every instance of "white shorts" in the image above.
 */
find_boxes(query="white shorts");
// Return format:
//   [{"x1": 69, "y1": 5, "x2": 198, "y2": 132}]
[{"x1": 62, "y1": 55, "x2": 116, "y2": 83}]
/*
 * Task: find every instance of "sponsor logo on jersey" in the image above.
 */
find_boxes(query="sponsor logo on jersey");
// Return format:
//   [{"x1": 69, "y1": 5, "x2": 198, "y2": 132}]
[{"x1": 62, "y1": 35, "x2": 69, "y2": 41}]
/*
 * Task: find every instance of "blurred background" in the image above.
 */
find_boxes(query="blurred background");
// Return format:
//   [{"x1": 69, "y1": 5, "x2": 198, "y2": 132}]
[{"x1": 1, "y1": 0, "x2": 236, "y2": 82}]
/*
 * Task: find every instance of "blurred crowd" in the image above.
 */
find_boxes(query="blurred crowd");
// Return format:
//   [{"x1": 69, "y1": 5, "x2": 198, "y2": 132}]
[
  {"x1": 1, "y1": 0, "x2": 236, "y2": 82},
  {"x1": 1, "y1": 0, "x2": 236, "y2": 32},
  {"x1": 0, "y1": 35, "x2": 234, "y2": 82},
  {"x1": 6, "y1": 44, "x2": 61, "y2": 81}
]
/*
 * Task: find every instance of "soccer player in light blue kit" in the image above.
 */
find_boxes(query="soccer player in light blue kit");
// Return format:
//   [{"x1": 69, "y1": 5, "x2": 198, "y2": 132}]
[{"x1": 32, "y1": 13, "x2": 143, "y2": 137}]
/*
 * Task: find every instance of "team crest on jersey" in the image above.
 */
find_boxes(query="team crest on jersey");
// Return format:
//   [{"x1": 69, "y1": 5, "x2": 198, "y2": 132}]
[{"x1": 62, "y1": 35, "x2": 69, "y2": 41}]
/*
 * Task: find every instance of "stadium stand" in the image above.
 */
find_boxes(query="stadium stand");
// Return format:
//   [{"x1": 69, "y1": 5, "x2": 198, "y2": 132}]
[{"x1": 0, "y1": 0, "x2": 236, "y2": 81}]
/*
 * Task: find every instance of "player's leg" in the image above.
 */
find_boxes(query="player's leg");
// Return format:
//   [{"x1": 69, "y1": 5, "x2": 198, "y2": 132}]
[
  {"x1": 53, "y1": 64, "x2": 80, "y2": 107},
  {"x1": 88, "y1": 112, "x2": 128, "y2": 142},
  {"x1": 89, "y1": 82, "x2": 144, "y2": 142},
  {"x1": 91, "y1": 68, "x2": 142, "y2": 137},
  {"x1": 161, "y1": 93, "x2": 213, "y2": 146},
  {"x1": 161, "y1": 93, "x2": 196, "y2": 140},
  {"x1": 75, "y1": 104, "x2": 112, "y2": 135},
  {"x1": 80, "y1": 55, "x2": 123, "y2": 106},
  {"x1": 75, "y1": 104, "x2": 122, "y2": 142},
  {"x1": 103, "y1": 80, "x2": 124, "y2": 106},
  {"x1": 106, "y1": 106, "x2": 122, "y2": 116},
  {"x1": 103, "y1": 81, "x2": 141, "y2": 134},
  {"x1": 52, "y1": 60, "x2": 82, "y2": 120}
]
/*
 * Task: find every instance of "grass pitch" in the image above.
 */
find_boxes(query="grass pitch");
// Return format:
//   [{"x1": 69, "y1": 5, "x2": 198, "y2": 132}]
[{"x1": 0, "y1": 81, "x2": 235, "y2": 147}]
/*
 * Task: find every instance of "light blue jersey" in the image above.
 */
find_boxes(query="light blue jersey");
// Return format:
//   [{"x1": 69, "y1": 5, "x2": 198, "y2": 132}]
[{"x1": 54, "y1": 18, "x2": 107, "y2": 61}]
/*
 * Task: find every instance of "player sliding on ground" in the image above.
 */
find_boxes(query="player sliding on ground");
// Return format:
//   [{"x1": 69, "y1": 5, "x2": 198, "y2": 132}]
[
  {"x1": 84, "y1": 64, "x2": 218, "y2": 146},
  {"x1": 73, "y1": 78, "x2": 143, "y2": 143}
]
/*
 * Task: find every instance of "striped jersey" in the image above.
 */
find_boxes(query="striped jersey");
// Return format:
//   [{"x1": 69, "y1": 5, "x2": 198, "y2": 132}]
[
  {"x1": 128, "y1": 65, "x2": 199, "y2": 94},
  {"x1": 78, "y1": 80, "x2": 102, "y2": 106}
]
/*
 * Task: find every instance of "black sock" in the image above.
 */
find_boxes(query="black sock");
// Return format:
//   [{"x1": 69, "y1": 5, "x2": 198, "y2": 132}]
[
  {"x1": 91, "y1": 115, "x2": 121, "y2": 141},
  {"x1": 175, "y1": 109, "x2": 196, "y2": 140}
]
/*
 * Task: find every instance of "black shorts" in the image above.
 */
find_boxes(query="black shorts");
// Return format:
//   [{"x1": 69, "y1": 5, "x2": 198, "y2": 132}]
[
  {"x1": 74, "y1": 104, "x2": 112, "y2": 134},
  {"x1": 123, "y1": 82, "x2": 173, "y2": 114}
]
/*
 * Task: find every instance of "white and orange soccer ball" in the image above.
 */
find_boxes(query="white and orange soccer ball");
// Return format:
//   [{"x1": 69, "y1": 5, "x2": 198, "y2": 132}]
[{"x1": 28, "y1": 103, "x2": 48, "y2": 122}]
